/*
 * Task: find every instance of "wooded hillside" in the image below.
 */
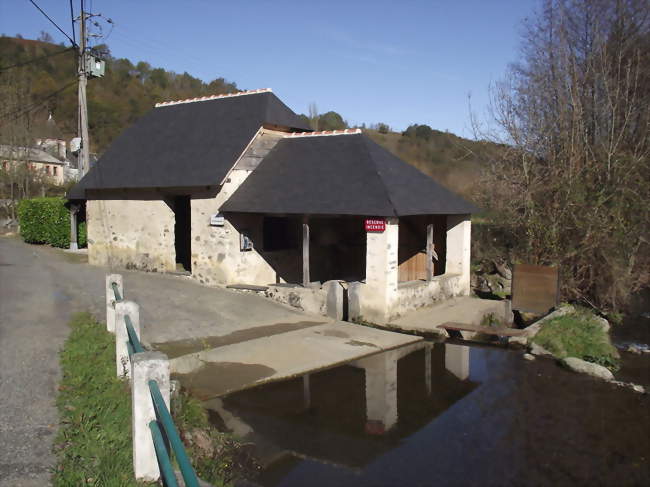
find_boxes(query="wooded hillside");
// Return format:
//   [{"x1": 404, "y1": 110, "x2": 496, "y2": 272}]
[
  {"x1": 0, "y1": 36, "x2": 238, "y2": 152},
  {"x1": 0, "y1": 35, "x2": 489, "y2": 197}
]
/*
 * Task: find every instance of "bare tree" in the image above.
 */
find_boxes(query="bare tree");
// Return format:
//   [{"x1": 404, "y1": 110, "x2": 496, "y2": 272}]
[
  {"x1": 474, "y1": 0, "x2": 650, "y2": 312},
  {"x1": 0, "y1": 70, "x2": 50, "y2": 219}
]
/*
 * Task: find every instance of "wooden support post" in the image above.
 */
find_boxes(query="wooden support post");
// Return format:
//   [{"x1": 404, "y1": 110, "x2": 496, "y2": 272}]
[
  {"x1": 69, "y1": 204, "x2": 79, "y2": 251},
  {"x1": 302, "y1": 216, "x2": 310, "y2": 287},
  {"x1": 426, "y1": 223, "x2": 434, "y2": 281}
]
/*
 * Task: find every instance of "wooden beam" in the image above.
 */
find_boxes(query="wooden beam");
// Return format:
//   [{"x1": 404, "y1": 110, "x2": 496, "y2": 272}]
[
  {"x1": 302, "y1": 217, "x2": 310, "y2": 286},
  {"x1": 426, "y1": 223, "x2": 434, "y2": 281}
]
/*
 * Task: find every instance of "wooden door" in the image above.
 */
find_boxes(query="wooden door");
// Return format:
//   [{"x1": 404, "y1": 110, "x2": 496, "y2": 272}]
[{"x1": 399, "y1": 251, "x2": 428, "y2": 282}]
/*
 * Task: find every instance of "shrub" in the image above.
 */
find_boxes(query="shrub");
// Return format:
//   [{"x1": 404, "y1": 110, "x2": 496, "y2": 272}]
[
  {"x1": 532, "y1": 308, "x2": 620, "y2": 371},
  {"x1": 17, "y1": 197, "x2": 84, "y2": 248},
  {"x1": 79, "y1": 221, "x2": 87, "y2": 247}
]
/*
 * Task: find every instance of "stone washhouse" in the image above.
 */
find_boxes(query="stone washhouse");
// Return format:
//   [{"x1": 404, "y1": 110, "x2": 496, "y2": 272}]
[{"x1": 68, "y1": 89, "x2": 476, "y2": 323}]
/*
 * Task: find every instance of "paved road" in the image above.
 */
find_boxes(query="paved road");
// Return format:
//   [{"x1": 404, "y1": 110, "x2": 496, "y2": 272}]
[
  {"x1": 0, "y1": 236, "x2": 318, "y2": 486},
  {"x1": 0, "y1": 237, "x2": 104, "y2": 486}
]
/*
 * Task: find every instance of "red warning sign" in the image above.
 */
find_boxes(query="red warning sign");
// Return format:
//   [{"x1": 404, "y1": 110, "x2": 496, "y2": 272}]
[{"x1": 365, "y1": 219, "x2": 386, "y2": 232}]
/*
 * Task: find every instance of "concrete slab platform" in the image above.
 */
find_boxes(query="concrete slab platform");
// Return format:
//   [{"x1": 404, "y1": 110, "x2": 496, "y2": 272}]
[
  {"x1": 170, "y1": 322, "x2": 421, "y2": 399},
  {"x1": 389, "y1": 297, "x2": 509, "y2": 336}
]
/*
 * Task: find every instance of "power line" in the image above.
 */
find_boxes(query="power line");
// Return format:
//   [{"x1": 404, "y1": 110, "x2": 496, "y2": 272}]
[
  {"x1": 26, "y1": 0, "x2": 77, "y2": 47},
  {"x1": 0, "y1": 80, "x2": 77, "y2": 124},
  {"x1": 0, "y1": 47, "x2": 75, "y2": 73},
  {"x1": 69, "y1": 0, "x2": 76, "y2": 46}
]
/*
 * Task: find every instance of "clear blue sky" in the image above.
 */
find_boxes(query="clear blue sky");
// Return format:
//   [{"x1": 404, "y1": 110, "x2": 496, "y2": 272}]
[{"x1": 1, "y1": 0, "x2": 537, "y2": 137}]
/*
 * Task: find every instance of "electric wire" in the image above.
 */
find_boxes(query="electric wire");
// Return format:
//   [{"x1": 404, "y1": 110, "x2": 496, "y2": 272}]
[
  {"x1": 26, "y1": 0, "x2": 77, "y2": 47},
  {"x1": 0, "y1": 80, "x2": 77, "y2": 124},
  {"x1": 0, "y1": 47, "x2": 75, "y2": 73},
  {"x1": 69, "y1": 0, "x2": 76, "y2": 46}
]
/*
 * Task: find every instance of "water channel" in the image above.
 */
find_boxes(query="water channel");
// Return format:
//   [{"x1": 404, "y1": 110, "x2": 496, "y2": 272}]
[{"x1": 205, "y1": 335, "x2": 649, "y2": 486}]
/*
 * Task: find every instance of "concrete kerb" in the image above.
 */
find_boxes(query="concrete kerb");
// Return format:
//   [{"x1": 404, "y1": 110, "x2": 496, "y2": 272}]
[
  {"x1": 115, "y1": 300, "x2": 140, "y2": 379},
  {"x1": 131, "y1": 351, "x2": 170, "y2": 482},
  {"x1": 106, "y1": 273, "x2": 123, "y2": 333}
]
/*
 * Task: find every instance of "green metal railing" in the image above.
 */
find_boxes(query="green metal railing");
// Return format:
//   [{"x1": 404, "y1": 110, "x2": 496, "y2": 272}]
[
  {"x1": 111, "y1": 281, "x2": 122, "y2": 301},
  {"x1": 111, "y1": 281, "x2": 199, "y2": 487},
  {"x1": 150, "y1": 380, "x2": 199, "y2": 487}
]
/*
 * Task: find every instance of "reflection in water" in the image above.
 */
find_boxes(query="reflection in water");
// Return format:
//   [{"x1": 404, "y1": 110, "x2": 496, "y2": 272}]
[
  {"x1": 209, "y1": 343, "x2": 650, "y2": 487},
  {"x1": 210, "y1": 343, "x2": 479, "y2": 481}
]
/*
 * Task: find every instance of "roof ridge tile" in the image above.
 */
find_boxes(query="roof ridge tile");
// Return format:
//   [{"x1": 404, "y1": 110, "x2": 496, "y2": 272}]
[
  {"x1": 285, "y1": 128, "x2": 361, "y2": 138},
  {"x1": 155, "y1": 88, "x2": 272, "y2": 108}
]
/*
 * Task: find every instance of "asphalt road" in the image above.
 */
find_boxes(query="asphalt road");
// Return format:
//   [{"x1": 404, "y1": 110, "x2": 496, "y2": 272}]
[{"x1": 0, "y1": 237, "x2": 105, "y2": 486}]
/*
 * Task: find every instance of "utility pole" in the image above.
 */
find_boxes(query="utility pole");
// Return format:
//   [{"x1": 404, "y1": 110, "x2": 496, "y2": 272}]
[
  {"x1": 78, "y1": 7, "x2": 90, "y2": 177},
  {"x1": 70, "y1": 5, "x2": 88, "y2": 251}
]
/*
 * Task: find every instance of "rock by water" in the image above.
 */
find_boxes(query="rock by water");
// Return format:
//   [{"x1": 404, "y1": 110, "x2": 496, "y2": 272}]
[
  {"x1": 529, "y1": 342, "x2": 553, "y2": 357},
  {"x1": 562, "y1": 357, "x2": 614, "y2": 381}
]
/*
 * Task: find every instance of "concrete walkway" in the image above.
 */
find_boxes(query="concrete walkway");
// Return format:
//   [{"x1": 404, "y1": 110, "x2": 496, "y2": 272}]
[
  {"x1": 171, "y1": 322, "x2": 421, "y2": 398},
  {"x1": 389, "y1": 296, "x2": 509, "y2": 337}
]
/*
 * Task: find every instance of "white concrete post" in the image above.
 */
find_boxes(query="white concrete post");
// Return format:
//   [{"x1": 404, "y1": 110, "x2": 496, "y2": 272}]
[
  {"x1": 106, "y1": 274, "x2": 123, "y2": 333},
  {"x1": 362, "y1": 217, "x2": 399, "y2": 323},
  {"x1": 445, "y1": 344, "x2": 470, "y2": 381},
  {"x1": 445, "y1": 215, "x2": 472, "y2": 295},
  {"x1": 115, "y1": 300, "x2": 140, "y2": 378},
  {"x1": 355, "y1": 351, "x2": 398, "y2": 433},
  {"x1": 131, "y1": 352, "x2": 170, "y2": 482}
]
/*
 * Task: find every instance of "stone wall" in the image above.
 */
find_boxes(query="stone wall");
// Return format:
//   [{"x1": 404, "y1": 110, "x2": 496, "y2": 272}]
[
  {"x1": 190, "y1": 171, "x2": 277, "y2": 287},
  {"x1": 87, "y1": 195, "x2": 175, "y2": 272},
  {"x1": 350, "y1": 215, "x2": 472, "y2": 324},
  {"x1": 265, "y1": 280, "x2": 343, "y2": 320},
  {"x1": 393, "y1": 274, "x2": 465, "y2": 316}
]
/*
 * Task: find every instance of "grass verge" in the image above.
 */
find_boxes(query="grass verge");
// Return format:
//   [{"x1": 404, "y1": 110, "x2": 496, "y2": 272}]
[
  {"x1": 53, "y1": 312, "x2": 147, "y2": 486},
  {"x1": 54, "y1": 312, "x2": 257, "y2": 486},
  {"x1": 172, "y1": 392, "x2": 260, "y2": 486},
  {"x1": 532, "y1": 308, "x2": 620, "y2": 371}
]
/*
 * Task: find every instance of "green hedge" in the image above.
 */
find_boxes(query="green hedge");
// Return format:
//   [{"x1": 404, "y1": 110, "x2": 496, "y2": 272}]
[{"x1": 17, "y1": 197, "x2": 86, "y2": 248}]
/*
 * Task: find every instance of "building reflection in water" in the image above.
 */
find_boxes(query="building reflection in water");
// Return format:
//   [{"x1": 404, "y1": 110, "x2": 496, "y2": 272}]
[{"x1": 209, "y1": 342, "x2": 479, "y2": 477}]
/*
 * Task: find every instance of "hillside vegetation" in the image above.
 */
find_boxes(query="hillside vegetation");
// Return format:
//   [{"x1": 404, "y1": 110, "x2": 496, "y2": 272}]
[
  {"x1": 0, "y1": 35, "x2": 490, "y2": 197},
  {"x1": 0, "y1": 36, "x2": 238, "y2": 152}
]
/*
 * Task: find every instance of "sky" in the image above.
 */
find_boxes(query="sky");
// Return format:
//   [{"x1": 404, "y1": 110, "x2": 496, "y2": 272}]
[{"x1": 1, "y1": 0, "x2": 538, "y2": 137}]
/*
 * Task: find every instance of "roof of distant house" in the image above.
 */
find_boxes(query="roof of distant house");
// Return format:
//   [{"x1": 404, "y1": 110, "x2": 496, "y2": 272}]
[
  {"x1": 32, "y1": 113, "x2": 64, "y2": 140},
  {"x1": 0, "y1": 145, "x2": 65, "y2": 164},
  {"x1": 67, "y1": 90, "x2": 310, "y2": 199},
  {"x1": 221, "y1": 133, "x2": 477, "y2": 217}
]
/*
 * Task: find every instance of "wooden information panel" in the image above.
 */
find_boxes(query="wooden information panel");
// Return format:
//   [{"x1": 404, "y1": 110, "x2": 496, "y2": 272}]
[{"x1": 511, "y1": 264, "x2": 559, "y2": 314}]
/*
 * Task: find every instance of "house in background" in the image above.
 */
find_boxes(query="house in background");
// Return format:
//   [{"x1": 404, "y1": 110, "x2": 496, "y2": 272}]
[
  {"x1": 0, "y1": 145, "x2": 69, "y2": 184},
  {"x1": 68, "y1": 89, "x2": 476, "y2": 323},
  {"x1": 0, "y1": 114, "x2": 79, "y2": 184}
]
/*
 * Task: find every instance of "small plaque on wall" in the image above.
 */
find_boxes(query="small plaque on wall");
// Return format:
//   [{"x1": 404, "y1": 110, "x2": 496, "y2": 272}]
[
  {"x1": 365, "y1": 218, "x2": 386, "y2": 232},
  {"x1": 210, "y1": 213, "x2": 225, "y2": 226}
]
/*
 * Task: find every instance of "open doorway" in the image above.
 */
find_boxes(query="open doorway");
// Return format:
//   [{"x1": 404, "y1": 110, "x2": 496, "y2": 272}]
[{"x1": 173, "y1": 196, "x2": 191, "y2": 272}]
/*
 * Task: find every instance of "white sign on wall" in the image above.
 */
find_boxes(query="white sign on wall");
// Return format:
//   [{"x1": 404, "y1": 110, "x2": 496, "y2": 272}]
[{"x1": 210, "y1": 213, "x2": 225, "y2": 226}]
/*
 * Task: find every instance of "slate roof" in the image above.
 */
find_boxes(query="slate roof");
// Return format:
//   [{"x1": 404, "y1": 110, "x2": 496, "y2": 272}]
[
  {"x1": 221, "y1": 133, "x2": 477, "y2": 217},
  {"x1": 0, "y1": 145, "x2": 65, "y2": 164},
  {"x1": 68, "y1": 90, "x2": 310, "y2": 199}
]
